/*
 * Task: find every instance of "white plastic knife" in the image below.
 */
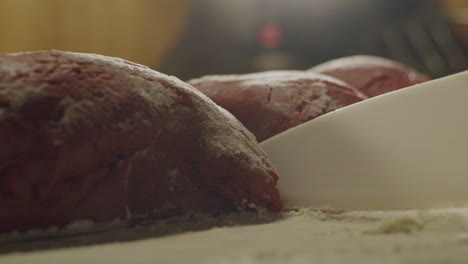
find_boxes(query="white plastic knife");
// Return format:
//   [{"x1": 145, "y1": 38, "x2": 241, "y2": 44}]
[{"x1": 260, "y1": 71, "x2": 468, "y2": 210}]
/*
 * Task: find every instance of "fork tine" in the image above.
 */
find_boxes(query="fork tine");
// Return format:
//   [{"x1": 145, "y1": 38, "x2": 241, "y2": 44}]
[
  {"x1": 430, "y1": 21, "x2": 468, "y2": 73},
  {"x1": 404, "y1": 21, "x2": 448, "y2": 76},
  {"x1": 382, "y1": 23, "x2": 426, "y2": 72}
]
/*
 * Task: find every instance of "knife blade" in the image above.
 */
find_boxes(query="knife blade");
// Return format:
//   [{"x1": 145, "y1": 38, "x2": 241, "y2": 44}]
[{"x1": 260, "y1": 71, "x2": 468, "y2": 210}]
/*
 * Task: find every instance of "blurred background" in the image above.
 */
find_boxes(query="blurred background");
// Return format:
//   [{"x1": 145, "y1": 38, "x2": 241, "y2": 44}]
[{"x1": 0, "y1": 0, "x2": 466, "y2": 80}]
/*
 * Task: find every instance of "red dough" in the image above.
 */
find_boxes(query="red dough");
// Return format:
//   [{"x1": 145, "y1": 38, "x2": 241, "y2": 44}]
[
  {"x1": 0, "y1": 50, "x2": 282, "y2": 232},
  {"x1": 188, "y1": 71, "x2": 367, "y2": 142},
  {"x1": 309, "y1": 55, "x2": 430, "y2": 97}
]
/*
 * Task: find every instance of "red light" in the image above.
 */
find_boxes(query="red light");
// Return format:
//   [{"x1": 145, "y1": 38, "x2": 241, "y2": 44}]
[{"x1": 258, "y1": 22, "x2": 283, "y2": 49}]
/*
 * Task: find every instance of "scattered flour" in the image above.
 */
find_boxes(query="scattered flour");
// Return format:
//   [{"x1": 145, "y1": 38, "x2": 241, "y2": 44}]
[{"x1": 2, "y1": 207, "x2": 468, "y2": 264}]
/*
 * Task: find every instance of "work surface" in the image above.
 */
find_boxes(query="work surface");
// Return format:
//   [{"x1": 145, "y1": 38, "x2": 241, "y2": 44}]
[{"x1": 1, "y1": 207, "x2": 468, "y2": 264}]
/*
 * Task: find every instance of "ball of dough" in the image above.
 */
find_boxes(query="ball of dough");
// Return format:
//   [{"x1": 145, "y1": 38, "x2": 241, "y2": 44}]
[
  {"x1": 309, "y1": 55, "x2": 430, "y2": 97},
  {"x1": 189, "y1": 71, "x2": 366, "y2": 142},
  {"x1": 0, "y1": 50, "x2": 282, "y2": 232}
]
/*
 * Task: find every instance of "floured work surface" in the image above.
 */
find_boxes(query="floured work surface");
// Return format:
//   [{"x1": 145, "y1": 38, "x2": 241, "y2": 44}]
[{"x1": 1, "y1": 207, "x2": 468, "y2": 264}]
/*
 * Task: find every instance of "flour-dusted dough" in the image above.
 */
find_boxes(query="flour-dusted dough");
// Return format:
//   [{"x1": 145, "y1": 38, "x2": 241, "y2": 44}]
[
  {"x1": 309, "y1": 55, "x2": 430, "y2": 97},
  {"x1": 189, "y1": 71, "x2": 366, "y2": 141},
  {"x1": 0, "y1": 50, "x2": 282, "y2": 232}
]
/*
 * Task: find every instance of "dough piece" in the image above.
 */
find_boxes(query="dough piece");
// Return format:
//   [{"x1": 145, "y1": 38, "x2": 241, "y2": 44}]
[
  {"x1": 188, "y1": 71, "x2": 366, "y2": 142},
  {"x1": 309, "y1": 55, "x2": 430, "y2": 97},
  {"x1": 0, "y1": 50, "x2": 282, "y2": 232}
]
